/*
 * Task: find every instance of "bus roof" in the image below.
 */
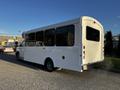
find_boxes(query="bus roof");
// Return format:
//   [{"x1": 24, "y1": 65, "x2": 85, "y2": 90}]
[
  {"x1": 23, "y1": 16, "x2": 103, "y2": 35},
  {"x1": 23, "y1": 17, "x2": 80, "y2": 35}
]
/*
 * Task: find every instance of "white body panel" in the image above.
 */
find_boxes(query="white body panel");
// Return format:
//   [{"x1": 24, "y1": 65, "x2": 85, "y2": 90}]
[
  {"x1": 17, "y1": 16, "x2": 104, "y2": 72},
  {"x1": 82, "y1": 17, "x2": 104, "y2": 65},
  {"x1": 22, "y1": 46, "x2": 81, "y2": 71}
]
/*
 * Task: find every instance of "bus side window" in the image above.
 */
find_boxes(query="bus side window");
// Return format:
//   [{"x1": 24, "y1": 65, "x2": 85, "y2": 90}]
[
  {"x1": 36, "y1": 31, "x2": 44, "y2": 46},
  {"x1": 28, "y1": 33, "x2": 36, "y2": 41},
  {"x1": 44, "y1": 29, "x2": 55, "y2": 46},
  {"x1": 56, "y1": 25, "x2": 75, "y2": 46},
  {"x1": 67, "y1": 32, "x2": 74, "y2": 46},
  {"x1": 26, "y1": 33, "x2": 36, "y2": 46}
]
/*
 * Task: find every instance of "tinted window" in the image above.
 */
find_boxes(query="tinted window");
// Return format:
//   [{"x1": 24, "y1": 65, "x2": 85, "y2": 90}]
[
  {"x1": 27, "y1": 33, "x2": 36, "y2": 41},
  {"x1": 36, "y1": 31, "x2": 44, "y2": 42},
  {"x1": 86, "y1": 26, "x2": 100, "y2": 42},
  {"x1": 45, "y1": 29, "x2": 55, "y2": 46},
  {"x1": 56, "y1": 25, "x2": 74, "y2": 46}
]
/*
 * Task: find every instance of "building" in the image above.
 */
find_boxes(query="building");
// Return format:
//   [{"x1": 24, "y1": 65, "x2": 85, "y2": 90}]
[{"x1": 113, "y1": 34, "x2": 120, "y2": 48}]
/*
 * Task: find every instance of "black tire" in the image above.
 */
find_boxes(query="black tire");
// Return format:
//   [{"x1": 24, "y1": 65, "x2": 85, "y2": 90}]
[
  {"x1": 44, "y1": 59, "x2": 54, "y2": 72},
  {"x1": 16, "y1": 52, "x2": 20, "y2": 60},
  {"x1": 0, "y1": 51, "x2": 3, "y2": 54}
]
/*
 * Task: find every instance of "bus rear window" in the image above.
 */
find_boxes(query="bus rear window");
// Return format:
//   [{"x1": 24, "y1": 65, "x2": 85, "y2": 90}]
[{"x1": 86, "y1": 26, "x2": 100, "y2": 42}]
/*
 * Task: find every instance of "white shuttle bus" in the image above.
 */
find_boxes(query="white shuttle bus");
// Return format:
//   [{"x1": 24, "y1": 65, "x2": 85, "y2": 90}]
[{"x1": 16, "y1": 16, "x2": 104, "y2": 72}]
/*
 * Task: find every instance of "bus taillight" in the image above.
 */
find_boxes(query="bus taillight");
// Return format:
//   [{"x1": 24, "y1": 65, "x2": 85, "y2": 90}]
[{"x1": 83, "y1": 46, "x2": 85, "y2": 59}]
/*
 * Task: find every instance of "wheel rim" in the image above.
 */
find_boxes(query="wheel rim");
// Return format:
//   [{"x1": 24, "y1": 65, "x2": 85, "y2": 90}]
[{"x1": 46, "y1": 61, "x2": 53, "y2": 70}]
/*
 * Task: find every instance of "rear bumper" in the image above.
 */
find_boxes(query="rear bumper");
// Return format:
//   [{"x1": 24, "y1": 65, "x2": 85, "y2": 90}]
[
  {"x1": 82, "y1": 59, "x2": 104, "y2": 65},
  {"x1": 81, "y1": 59, "x2": 104, "y2": 71}
]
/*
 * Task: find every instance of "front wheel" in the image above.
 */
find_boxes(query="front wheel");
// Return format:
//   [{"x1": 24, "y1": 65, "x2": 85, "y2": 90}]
[
  {"x1": 44, "y1": 59, "x2": 54, "y2": 72},
  {"x1": 16, "y1": 52, "x2": 20, "y2": 60}
]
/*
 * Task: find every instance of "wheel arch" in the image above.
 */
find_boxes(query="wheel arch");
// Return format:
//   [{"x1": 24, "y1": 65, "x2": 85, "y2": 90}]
[
  {"x1": 44, "y1": 57, "x2": 54, "y2": 66},
  {"x1": 16, "y1": 51, "x2": 20, "y2": 55}
]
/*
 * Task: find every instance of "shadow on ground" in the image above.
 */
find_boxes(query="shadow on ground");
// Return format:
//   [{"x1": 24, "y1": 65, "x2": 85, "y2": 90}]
[{"x1": 0, "y1": 53, "x2": 45, "y2": 71}]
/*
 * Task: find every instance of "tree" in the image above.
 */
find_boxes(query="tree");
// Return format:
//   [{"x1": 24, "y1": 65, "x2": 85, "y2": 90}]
[
  {"x1": 117, "y1": 35, "x2": 120, "y2": 57},
  {"x1": 105, "y1": 31, "x2": 113, "y2": 56}
]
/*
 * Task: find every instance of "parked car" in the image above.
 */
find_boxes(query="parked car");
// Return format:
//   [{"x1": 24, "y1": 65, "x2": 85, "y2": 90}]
[
  {"x1": 4, "y1": 46, "x2": 14, "y2": 53},
  {"x1": 0, "y1": 46, "x2": 5, "y2": 53}
]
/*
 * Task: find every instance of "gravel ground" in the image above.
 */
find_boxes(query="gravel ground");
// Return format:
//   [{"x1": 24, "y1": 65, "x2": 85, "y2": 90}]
[{"x1": 0, "y1": 53, "x2": 120, "y2": 90}]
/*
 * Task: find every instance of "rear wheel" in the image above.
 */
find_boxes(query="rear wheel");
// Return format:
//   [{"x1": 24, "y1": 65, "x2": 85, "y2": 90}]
[{"x1": 44, "y1": 59, "x2": 54, "y2": 72}]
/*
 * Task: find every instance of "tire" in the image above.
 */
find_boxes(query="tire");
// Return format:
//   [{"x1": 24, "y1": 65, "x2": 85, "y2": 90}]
[
  {"x1": 16, "y1": 52, "x2": 20, "y2": 60},
  {"x1": 0, "y1": 50, "x2": 3, "y2": 54},
  {"x1": 44, "y1": 59, "x2": 54, "y2": 72}
]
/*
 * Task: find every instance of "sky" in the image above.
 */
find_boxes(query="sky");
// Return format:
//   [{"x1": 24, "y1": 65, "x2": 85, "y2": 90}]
[{"x1": 0, "y1": 0, "x2": 120, "y2": 35}]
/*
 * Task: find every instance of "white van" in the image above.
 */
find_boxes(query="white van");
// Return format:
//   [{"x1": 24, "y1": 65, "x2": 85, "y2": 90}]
[{"x1": 16, "y1": 16, "x2": 104, "y2": 72}]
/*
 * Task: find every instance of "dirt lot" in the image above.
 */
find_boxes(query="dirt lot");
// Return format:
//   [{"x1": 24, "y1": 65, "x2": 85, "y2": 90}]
[{"x1": 0, "y1": 53, "x2": 120, "y2": 90}]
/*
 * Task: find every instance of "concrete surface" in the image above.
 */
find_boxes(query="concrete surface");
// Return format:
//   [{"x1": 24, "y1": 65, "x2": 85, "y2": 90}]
[{"x1": 0, "y1": 53, "x2": 120, "y2": 90}]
